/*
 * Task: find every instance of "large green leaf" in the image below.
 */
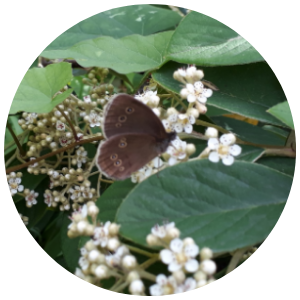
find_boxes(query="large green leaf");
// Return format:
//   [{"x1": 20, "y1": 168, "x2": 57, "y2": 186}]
[
  {"x1": 165, "y1": 12, "x2": 263, "y2": 65},
  {"x1": 211, "y1": 116, "x2": 285, "y2": 146},
  {"x1": 257, "y1": 157, "x2": 295, "y2": 177},
  {"x1": 116, "y1": 160, "x2": 291, "y2": 253},
  {"x1": 153, "y1": 61, "x2": 286, "y2": 126},
  {"x1": 268, "y1": 101, "x2": 294, "y2": 129},
  {"x1": 10, "y1": 62, "x2": 73, "y2": 114},
  {"x1": 55, "y1": 31, "x2": 173, "y2": 74},
  {"x1": 42, "y1": 5, "x2": 181, "y2": 58},
  {"x1": 96, "y1": 179, "x2": 136, "y2": 223}
]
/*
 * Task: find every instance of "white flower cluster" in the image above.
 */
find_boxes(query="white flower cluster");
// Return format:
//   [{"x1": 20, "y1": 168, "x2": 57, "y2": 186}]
[
  {"x1": 147, "y1": 222, "x2": 216, "y2": 296},
  {"x1": 7, "y1": 172, "x2": 24, "y2": 196},
  {"x1": 131, "y1": 157, "x2": 163, "y2": 183},
  {"x1": 147, "y1": 222, "x2": 217, "y2": 296},
  {"x1": 205, "y1": 127, "x2": 242, "y2": 165},
  {"x1": 72, "y1": 204, "x2": 146, "y2": 295}
]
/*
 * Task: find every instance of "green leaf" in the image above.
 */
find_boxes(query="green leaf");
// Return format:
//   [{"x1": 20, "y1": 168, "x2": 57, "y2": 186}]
[
  {"x1": 153, "y1": 61, "x2": 286, "y2": 126},
  {"x1": 61, "y1": 213, "x2": 81, "y2": 272},
  {"x1": 257, "y1": 157, "x2": 295, "y2": 177},
  {"x1": 268, "y1": 101, "x2": 294, "y2": 129},
  {"x1": 116, "y1": 160, "x2": 291, "y2": 253},
  {"x1": 42, "y1": 5, "x2": 181, "y2": 58},
  {"x1": 211, "y1": 116, "x2": 285, "y2": 146},
  {"x1": 166, "y1": 12, "x2": 263, "y2": 65},
  {"x1": 51, "y1": 89, "x2": 73, "y2": 107},
  {"x1": 10, "y1": 62, "x2": 73, "y2": 114},
  {"x1": 236, "y1": 145, "x2": 264, "y2": 162},
  {"x1": 96, "y1": 179, "x2": 136, "y2": 223},
  {"x1": 5, "y1": 116, "x2": 24, "y2": 154},
  {"x1": 58, "y1": 31, "x2": 173, "y2": 74}
]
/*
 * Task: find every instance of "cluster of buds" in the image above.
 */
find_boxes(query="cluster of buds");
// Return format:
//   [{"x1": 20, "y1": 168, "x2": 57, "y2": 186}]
[
  {"x1": 72, "y1": 203, "x2": 147, "y2": 295},
  {"x1": 147, "y1": 222, "x2": 216, "y2": 295}
]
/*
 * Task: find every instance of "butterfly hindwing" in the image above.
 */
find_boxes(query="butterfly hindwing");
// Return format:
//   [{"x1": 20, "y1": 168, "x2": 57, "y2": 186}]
[{"x1": 97, "y1": 133, "x2": 160, "y2": 180}]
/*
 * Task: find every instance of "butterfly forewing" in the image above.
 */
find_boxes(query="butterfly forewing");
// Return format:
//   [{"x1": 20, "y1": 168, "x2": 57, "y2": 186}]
[
  {"x1": 97, "y1": 133, "x2": 160, "y2": 180},
  {"x1": 103, "y1": 94, "x2": 167, "y2": 139}
]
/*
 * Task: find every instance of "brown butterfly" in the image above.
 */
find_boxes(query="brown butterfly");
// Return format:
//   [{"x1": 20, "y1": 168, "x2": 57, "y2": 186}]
[{"x1": 96, "y1": 94, "x2": 177, "y2": 180}]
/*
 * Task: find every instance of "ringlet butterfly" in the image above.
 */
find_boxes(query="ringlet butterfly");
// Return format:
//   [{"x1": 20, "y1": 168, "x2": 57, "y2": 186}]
[{"x1": 96, "y1": 94, "x2": 177, "y2": 180}]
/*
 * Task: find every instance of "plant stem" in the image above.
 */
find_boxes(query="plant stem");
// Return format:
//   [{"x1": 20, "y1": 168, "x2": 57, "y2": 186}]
[
  {"x1": 264, "y1": 147, "x2": 296, "y2": 158},
  {"x1": 6, "y1": 135, "x2": 104, "y2": 174},
  {"x1": 139, "y1": 256, "x2": 159, "y2": 270},
  {"x1": 56, "y1": 106, "x2": 79, "y2": 141},
  {"x1": 226, "y1": 247, "x2": 251, "y2": 274},
  {"x1": 6, "y1": 122, "x2": 26, "y2": 156},
  {"x1": 124, "y1": 244, "x2": 156, "y2": 258},
  {"x1": 139, "y1": 269, "x2": 157, "y2": 282}
]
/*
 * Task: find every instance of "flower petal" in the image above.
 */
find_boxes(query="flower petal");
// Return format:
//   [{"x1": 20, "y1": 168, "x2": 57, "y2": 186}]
[
  {"x1": 208, "y1": 151, "x2": 220, "y2": 163},
  {"x1": 222, "y1": 155, "x2": 234, "y2": 166},
  {"x1": 156, "y1": 274, "x2": 168, "y2": 285},
  {"x1": 160, "y1": 249, "x2": 173, "y2": 264},
  {"x1": 170, "y1": 238, "x2": 183, "y2": 253},
  {"x1": 185, "y1": 259, "x2": 199, "y2": 272},
  {"x1": 184, "y1": 244, "x2": 199, "y2": 257},
  {"x1": 168, "y1": 262, "x2": 182, "y2": 272},
  {"x1": 229, "y1": 144, "x2": 242, "y2": 156},
  {"x1": 208, "y1": 138, "x2": 219, "y2": 150},
  {"x1": 184, "y1": 124, "x2": 193, "y2": 134},
  {"x1": 149, "y1": 284, "x2": 163, "y2": 296},
  {"x1": 187, "y1": 94, "x2": 196, "y2": 103}
]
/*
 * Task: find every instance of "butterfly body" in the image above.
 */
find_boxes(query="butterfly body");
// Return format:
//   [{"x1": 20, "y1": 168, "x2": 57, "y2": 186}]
[{"x1": 96, "y1": 94, "x2": 176, "y2": 180}]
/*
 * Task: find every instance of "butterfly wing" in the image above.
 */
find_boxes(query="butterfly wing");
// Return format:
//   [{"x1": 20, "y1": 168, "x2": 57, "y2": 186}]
[
  {"x1": 103, "y1": 94, "x2": 167, "y2": 139},
  {"x1": 96, "y1": 133, "x2": 160, "y2": 180}
]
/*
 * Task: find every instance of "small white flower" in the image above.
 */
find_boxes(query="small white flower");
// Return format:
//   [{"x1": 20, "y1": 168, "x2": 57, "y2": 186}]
[
  {"x1": 83, "y1": 95, "x2": 91, "y2": 103},
  {"x1": 207, "y1": 133, "x2": 241, "y2": 166},
  {"x1": 68, "y1": 185, "x2": 83, "y2": 200},
  {"x1": 8, "y1": 176, "x2": 24, "y2": 195},
  {"x1": 149, "y1": 274, "x2": 178, "y2": 296},
  {"x1": 25, "y1": 113, "x2": 38, "y2": 124},
  {"x1": 94, "y1": 265, "x2": 109, "y2": 279},
  {"x1": 135, "y1": 90, "x2": 160, "y2": 108},
  {"x1": 175, "y1": 277, "x2": 197, "y2": 294},
  {"x1": 151, "y1": 222, "x2": 176, "y2": 239},
  {"x1": 180, "y1": 81, "x2": 213, "y2": 104},
  {"x1": 166, "y1": 138, "x2": 187, "y2": 166},
  {"x1": 88, "y1": 110, "x2": 102, "y2": 127},
  {"x1": 44, "y1": 190, "x2": 53, "y2": 207},
  {"x1": 131, "y1": 157, "x2": 163, "y2": 183},
  {"x1": 160, "y1": 238, "x2": 199, "y2": 272},
  {"x1": 56, "y1": 120, "x2": 65, "y2": 131},
  {"x1": 25, "y1": 190, "x2": 39, "y2": 207},
  {"x1": 93, "y1": 221, "x2": 111, "y2": 247},
  {"x1": 75, "y1": 148, "x2": 87, "y2": 168},
  {"x1": 78, "y1": 256, "x2": 89, "y2": 271},
  {"x1": 59, "y1": 135, "x2": 72, "y2": 147},
  {"x1": 105, "y1": 245, "x2": 129, "y2": 268}
]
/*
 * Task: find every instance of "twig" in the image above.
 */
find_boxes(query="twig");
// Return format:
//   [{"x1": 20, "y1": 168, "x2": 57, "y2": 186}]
[
  {"x1": 6, "y1": 122, "x2": 26, "y2": 157},
  {"x1": 6, "y1": 135, "x2": 104, "y2": 174},
  {"x1": 56, "y1": 106, "x2": 79, "y2": 141}
]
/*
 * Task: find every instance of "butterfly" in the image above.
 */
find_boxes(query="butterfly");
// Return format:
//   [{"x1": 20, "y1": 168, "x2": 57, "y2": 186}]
[{"x1": 96, "y1": 94, "x2": 177, "y2": 180}]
